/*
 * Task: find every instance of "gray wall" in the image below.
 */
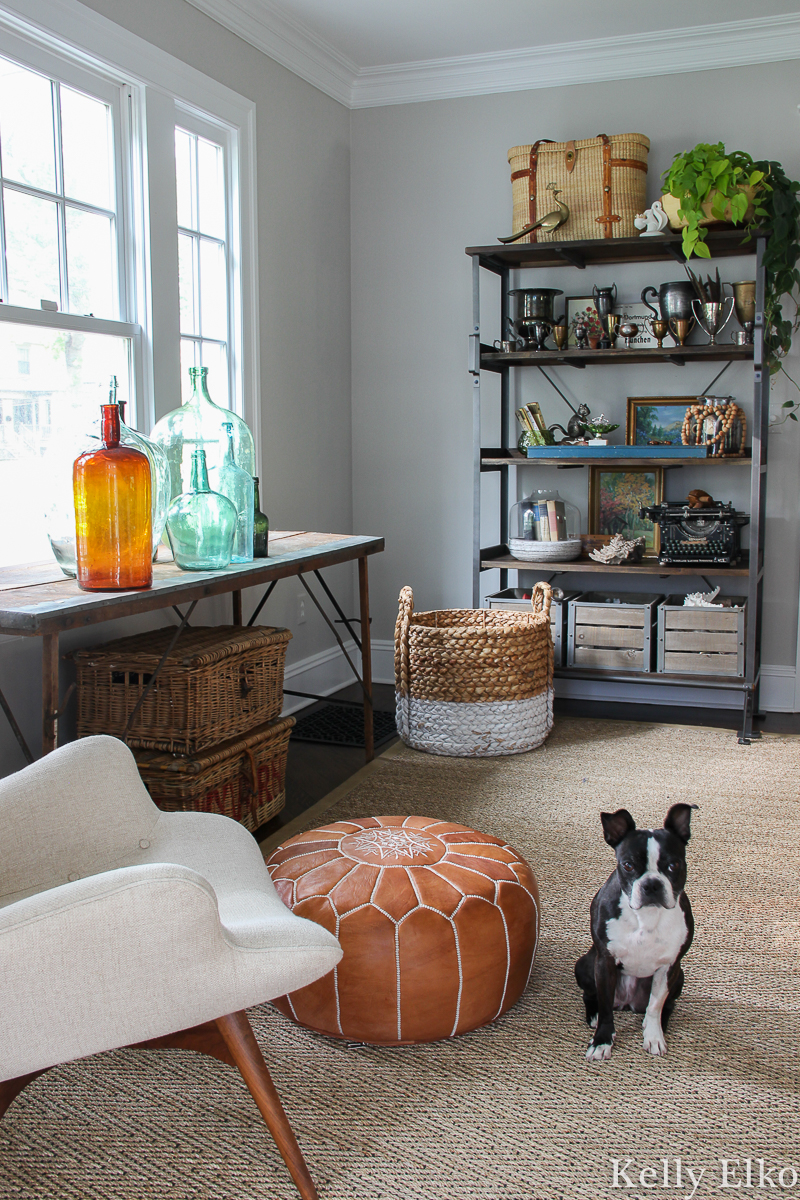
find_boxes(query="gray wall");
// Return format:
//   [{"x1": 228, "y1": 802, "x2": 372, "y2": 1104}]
[
  {"x1": 350, "y1": 62, "x2": 800, "y2": 674},
  {"x1": 0, "y1": 0, "x2": 354, "y2": 772}
]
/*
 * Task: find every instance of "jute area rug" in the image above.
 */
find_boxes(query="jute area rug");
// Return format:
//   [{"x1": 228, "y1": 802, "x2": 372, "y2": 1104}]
[{"x1": 1, "y1": 719, "x2": 798, "y2": 1200}]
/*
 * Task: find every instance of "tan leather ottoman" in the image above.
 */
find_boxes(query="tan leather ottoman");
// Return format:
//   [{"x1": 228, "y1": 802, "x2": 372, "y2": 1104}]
[{"x1": 266, "y1": 815, "x2": 540, "y2": 1044}]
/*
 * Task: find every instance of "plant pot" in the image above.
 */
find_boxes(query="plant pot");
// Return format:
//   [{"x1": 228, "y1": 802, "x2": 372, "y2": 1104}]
[{"x1": 660, "y1": 185, "x2": 758, "y2": 231}]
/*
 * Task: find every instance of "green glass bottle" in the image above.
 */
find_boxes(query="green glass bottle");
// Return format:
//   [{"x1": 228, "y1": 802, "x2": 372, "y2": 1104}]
[
  {"x1": 166, "y1": 447, "x2": 237, "y2": 571},
  {"x1": 151, "y1": 366, "x2": 256, "y2": 504},
  {"x1": 218, "y1": 422, "x2": 254, "y2": 563},
  {"x1": 253, "y1": 476, "x2": 269, "y2": 558}
]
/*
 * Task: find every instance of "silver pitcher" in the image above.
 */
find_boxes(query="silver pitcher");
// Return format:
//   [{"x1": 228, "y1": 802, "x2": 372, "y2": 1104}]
[{"x1": 642, "y1": 281, "x2": 696, "y2": 324}]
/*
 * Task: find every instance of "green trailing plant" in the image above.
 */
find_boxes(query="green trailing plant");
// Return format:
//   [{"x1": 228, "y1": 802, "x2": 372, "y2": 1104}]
[{"x1": 663, "y1": 144, "x2": 800, "y2": 419}]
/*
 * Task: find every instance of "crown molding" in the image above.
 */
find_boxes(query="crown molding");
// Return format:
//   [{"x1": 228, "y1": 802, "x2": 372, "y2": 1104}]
[
  {"x1": 184, "y1": 0, "x2": 356, "y2": 107},
  {"x1": 183, "y1": 4, "x2": 800, "y2": 110}
]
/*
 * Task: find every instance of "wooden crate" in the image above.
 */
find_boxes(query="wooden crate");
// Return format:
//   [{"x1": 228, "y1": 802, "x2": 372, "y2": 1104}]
[
  {"x1": 74, "y1": 624, "x2": 291, "y2": 754},
  {"x1": 133, "y1": 715, "x2": 294, "y2": 832},
  {"x1": 567, "y1": 592, "x2": 661, "y2": 673},
  {"x1": 657, "y1": 595, "x2": 746, "y2": 677},
  {"x1": 486, "y1": 588, "x2": 579, "y2": 668}
]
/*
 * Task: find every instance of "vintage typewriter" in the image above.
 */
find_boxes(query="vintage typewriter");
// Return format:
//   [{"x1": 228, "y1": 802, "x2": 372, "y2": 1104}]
[{"x1": 640, "y1": 501, "x2": 749, "y2": 567}]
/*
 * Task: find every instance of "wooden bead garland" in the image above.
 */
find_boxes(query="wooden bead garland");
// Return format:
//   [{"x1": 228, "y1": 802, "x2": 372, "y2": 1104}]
[{"x1": 681, "y1": 401, "x2": 746, "y2": 457}]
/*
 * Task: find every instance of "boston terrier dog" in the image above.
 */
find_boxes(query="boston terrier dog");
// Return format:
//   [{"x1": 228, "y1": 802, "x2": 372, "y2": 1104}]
[{"x1": 575, "y1": 804, "x2": 696, "y2": 1061}]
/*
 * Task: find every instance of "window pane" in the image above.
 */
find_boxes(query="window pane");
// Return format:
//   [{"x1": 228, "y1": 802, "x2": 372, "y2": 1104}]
[
  {"x1": 0, "y1": 59, "x2": 56, "y2": 193},
  {"x1": 180, "y1": 337, "x2": 198, "y2": 405},
  {"x1": 175, "y1": 127, "x2": 194, "y2": 230},
  {"x1": 199, "y1": 238, "x2": 226, "y2": 340},
  {"x1": 200, "y1": 341, "x2": 228, "y2": 406},
  {"x1": 0, "y1": 322, "x2": 130, "y2": 567},
  {"x1": 60, "y1": 86, "x2": 114, "y2": 210},
  {"x1": 66, "y1": 207, "x2": 115, "y2": 317},
  {"x1": 178, "y1": 232, "x2": 197, "y2": 335},
  {"x1": 4, "y1": 187, "x2": 60, "y2": 309},
  {"x1": 197, "y1": 136, "x2": 224, "y2": 238}
]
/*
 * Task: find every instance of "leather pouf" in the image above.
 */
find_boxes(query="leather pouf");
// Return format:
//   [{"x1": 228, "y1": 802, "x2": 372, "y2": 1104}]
[{"x1": 266, "y1": 815, "x2": 540, "y2": 1045}]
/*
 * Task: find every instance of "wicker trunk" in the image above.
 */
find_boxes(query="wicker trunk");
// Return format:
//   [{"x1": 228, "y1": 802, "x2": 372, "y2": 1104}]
[
  {"x1": 395, "y1": 584, "x2": 553, "y2": 757},
  {"x1": 133, "y1": 716, "x2": 294, "y2": 832},
  {"x1": 508, "y1": 133, "x2": 650, "y2": 243},
  {"x1": 74, "y1": 625, "x2": 291, "y2": 754}
]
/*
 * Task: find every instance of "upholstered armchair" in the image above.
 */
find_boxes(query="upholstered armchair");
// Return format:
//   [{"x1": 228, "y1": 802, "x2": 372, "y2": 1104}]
[{"x1": 0, "y1": 735, "x2": 342, "y2": 1200}]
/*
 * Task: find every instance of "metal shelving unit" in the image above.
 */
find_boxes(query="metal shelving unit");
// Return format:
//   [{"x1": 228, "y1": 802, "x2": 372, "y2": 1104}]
[{"x1": 466, "y1": 230, "x2": 769, "y2": 743}]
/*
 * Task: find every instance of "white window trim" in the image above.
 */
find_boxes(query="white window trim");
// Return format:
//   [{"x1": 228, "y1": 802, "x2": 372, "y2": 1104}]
[{"x1": 0, "y1": 0, "x2": 260, "y2": 465}]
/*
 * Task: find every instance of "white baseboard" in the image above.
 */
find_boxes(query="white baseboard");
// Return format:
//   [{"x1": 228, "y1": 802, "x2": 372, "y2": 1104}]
[
  {"x1": 371, "y1": 639, "x2": 797, "y2": 713},
  {"x1": 281, "y1": 640, "x2": 360, "y2": 715}
]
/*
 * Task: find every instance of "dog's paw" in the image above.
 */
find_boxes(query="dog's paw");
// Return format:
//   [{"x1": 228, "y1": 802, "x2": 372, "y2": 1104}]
[
  {"x1": 642, "y1": 1024, "x2": 667, "y2": 1056},
  {"x1": 586, "y1": 1037, "x2": 614, "y2": 1062}
]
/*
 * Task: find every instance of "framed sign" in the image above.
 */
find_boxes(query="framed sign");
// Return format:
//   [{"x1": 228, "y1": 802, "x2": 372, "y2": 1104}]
[
  {"x1": 626, "y1": 397, "x2": 694, "y2": 446},
  {"x1": 613, "y1": 301, "x2": 658, "y2": 349},
  {"x1": 589, "y1": 465, "x2": 664, "y2": 556}
]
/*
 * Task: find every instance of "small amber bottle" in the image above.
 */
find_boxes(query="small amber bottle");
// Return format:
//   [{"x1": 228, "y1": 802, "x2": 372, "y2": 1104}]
[{"x1": 74, "y1": 404, "x2": 153, "y2": 591}]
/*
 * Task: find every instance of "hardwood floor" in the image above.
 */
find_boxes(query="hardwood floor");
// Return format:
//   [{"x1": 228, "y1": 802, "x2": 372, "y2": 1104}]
[{"x1": 255, "y1": 684, "x2": 799, "y2": 844}]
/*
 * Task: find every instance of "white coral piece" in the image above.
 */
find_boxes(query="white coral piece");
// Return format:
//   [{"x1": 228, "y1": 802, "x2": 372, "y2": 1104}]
[{"x1": 588, "y1": 534, "x2": 646, "y2": 565}]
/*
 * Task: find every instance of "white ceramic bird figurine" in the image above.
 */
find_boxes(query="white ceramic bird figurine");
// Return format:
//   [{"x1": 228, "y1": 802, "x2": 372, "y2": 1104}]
[
  {"x1": 498, "y1": 183, "x2": 570, "y2": 244},
  {"x1": 634, "y1": 200, "x2": 669, "y2": 236}
]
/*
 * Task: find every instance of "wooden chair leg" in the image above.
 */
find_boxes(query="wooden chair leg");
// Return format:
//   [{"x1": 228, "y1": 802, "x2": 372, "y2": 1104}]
[
  {"x1": 215, "y1": 1011, "x2": 319, "y2": 1200},
  {"x1": 0, "y1": 1069, "x2": 50, "y2": 1118}
]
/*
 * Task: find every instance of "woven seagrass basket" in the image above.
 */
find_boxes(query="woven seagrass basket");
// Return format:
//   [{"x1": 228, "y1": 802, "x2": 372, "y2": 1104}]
[
  {"x1": 394, "y1": 584, "x2": 554, "y2": 757},
  {"x1": 133, "y1": 715, "x2": 294, "y2": 832},
  {"x1": 74, "y1": 625, "x2": 291, "y2": 754},
  {"x1": 508, "y1": 133, "x2": 649, "y2": 243}
]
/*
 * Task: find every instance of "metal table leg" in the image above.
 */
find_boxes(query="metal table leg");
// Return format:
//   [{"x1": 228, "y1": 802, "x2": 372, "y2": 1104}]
[
  {"x1": 359, "y1": 556, "x2": 374, "y2": 763},
  {"x1": 42, "y1": 633, "x2": 59, "y2": 755}
]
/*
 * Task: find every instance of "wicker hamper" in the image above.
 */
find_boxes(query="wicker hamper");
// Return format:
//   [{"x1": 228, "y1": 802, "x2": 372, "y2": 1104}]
[
  {"x1": 508, "y1": 133, "x2": 650, "y2": 243},
  {"x1": 74, "y1": 625, "x2": 291, "y2": 754},
  {"x1": 133, "y1": 715, "x2": 294, "y2": 832},
  {"x1": 394, "y1": 584, "x2": 554, "y2": 757}
]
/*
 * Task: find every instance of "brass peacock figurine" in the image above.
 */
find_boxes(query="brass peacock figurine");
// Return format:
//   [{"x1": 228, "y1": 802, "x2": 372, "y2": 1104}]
[{"x1": 498, "y1": 182, "x2": 570, "y2": 244}]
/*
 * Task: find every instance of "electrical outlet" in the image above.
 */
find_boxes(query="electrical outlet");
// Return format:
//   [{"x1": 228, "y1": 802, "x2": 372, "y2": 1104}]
[{"x1": 297, "y1": 593, "x2": 306, "y2": 624}]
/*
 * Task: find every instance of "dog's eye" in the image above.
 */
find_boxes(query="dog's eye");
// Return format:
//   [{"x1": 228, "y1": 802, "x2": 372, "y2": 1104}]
[
  {"x1": 666, "y1": 863, "x2": 678, "y2": 875},
  {"x1": 622, "y1": 861, "x2": 635, "y2": 873}
]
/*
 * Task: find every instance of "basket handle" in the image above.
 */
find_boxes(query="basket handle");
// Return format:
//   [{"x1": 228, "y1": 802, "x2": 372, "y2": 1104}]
[
  {"x1": 395, "y1": 586, "x2": 414, "y2": 699},
  {"x1": 531, "y1": 582, "x2": 553, "y2": 620}
]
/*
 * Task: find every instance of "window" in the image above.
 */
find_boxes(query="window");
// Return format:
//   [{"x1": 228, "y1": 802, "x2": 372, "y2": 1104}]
[
  {"x1": 175, "y1": 124, "x2": 230, "y2": 406},
  {"x1": 0, "y1": 3, "x2": 258, "y2": 570}
]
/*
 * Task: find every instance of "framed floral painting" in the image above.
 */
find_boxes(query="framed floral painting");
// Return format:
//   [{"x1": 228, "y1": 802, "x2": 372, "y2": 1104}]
[
  {"x1": 565, "y1": 296, "x2": 603, "y2": 347},
  {"x1": 588, "y1": 466, "x2": 664, "y2": 556}
]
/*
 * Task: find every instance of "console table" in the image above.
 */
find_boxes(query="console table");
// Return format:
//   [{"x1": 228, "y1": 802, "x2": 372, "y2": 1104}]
[{"x1": 0, "y1": 531, "x2": 384, "y2": 763}]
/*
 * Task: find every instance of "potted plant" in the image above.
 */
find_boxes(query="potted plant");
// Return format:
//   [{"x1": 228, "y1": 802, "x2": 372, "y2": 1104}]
[{"x1": 662, "y1": 143, "x2": 800, "y2": 418}]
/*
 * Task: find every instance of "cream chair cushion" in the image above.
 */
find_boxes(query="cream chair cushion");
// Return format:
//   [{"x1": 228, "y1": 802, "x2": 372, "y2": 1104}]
[{"x1": 0, "y1": 735, "x2": 341, "y2": 1081}]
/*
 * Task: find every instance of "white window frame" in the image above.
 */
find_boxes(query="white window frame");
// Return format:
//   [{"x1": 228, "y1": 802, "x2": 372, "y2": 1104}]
[
  {"x1": 0, "y1": 0, "x2": 259, "y2": 456},
  {"x1": 174, "y1": 105, "x2": 244, "y2": 418}
]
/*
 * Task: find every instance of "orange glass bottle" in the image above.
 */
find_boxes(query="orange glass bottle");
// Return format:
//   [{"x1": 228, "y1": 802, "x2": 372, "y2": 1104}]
[{"x1": 74, "y1": 404, "x2": 153, "y2": 591}]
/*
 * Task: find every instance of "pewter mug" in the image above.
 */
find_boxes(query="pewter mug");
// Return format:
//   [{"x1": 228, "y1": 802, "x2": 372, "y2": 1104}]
[
  {"x1": 642, "y1": 281, "x2": 696, "y2": 323},
  {"x1": 509, "y1": 288, "x2": 563, "y2": 323}
]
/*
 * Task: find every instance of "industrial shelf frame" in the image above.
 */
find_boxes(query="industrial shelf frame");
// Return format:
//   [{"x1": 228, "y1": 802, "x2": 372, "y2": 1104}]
[{"x1": 466, "y1": 230, "x2": 769, "y2": 743}]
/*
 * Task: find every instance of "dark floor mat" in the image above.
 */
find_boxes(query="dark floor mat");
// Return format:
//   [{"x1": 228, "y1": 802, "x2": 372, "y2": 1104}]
[{"x1": 290, "y1": 703, "x2": 398, "y2": 749}]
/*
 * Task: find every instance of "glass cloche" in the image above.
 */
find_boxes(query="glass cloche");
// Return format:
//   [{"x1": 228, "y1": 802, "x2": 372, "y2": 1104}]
[
  {"x1": 151, "y1": 366, "x2": 256, "y2": 504},
  {"x1": 508, "y1": 489, "x2": 582, "y2": 562}
]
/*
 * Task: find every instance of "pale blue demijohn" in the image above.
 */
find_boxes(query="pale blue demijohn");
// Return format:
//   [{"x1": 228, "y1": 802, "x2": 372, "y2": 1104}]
[
  {"x1": 166, "y1": 447, "x2": 237, "y2": 570},
  {"x1": 150, "y1": 366, "x2": 256, "y2": 504},
  {"x1": 218, "y1": 421, "x2": 254, "y2": 563}
]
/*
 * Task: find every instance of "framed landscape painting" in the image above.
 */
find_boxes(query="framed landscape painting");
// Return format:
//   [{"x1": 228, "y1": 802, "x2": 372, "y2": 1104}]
[
  {"x1": 589, "y1": 466, "x2": 664, "y2": 556},
  {"x1": 626, "y1": 397, "x2": 693, "y2": 446}
]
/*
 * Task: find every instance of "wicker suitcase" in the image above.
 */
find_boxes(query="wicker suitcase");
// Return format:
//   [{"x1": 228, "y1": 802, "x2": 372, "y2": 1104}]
[
  {"x1": 133, "y1": 715, "x2": 294, "y2": 832},
  {"x1": 395, "y1": 584, "x2": 553, "y2": 757},
  {"x1": 74, "y1": 625, "x2": 291, "y2": 754},
  {"x1": 508, "y1": 133, "x2": 650, "y2": 243}
]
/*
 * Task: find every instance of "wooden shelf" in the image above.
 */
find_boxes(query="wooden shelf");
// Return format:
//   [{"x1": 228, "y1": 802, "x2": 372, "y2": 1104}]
[
  {"x1": 465, "y1": 229, "x2": 763, "y2": 273},
  {"x1": 553, "y1": 667, "x2": 749, "y2": 690},
  {"x1": 480, "y1": 448, "x2": 752, "y2": 469},
  {"x1": 480, "y1": 343, "x2": 755, "y2": 370},
  {"x1": 480, "y1": 553, "x2": 750, "y2": 578}
]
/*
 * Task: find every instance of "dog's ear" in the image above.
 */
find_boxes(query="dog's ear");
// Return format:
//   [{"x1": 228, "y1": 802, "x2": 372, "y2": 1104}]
[
  {"x1": 664, "y1": 803, "x2": 698, "y2": 844},
  {"x1": 601, "y1": 809, "x2": 636, "y2": 848}
]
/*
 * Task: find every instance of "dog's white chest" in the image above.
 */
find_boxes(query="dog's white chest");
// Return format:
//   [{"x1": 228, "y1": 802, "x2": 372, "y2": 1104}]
[{"x1": 606, "y1": 893, "x2": 687, "y2": 978}]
